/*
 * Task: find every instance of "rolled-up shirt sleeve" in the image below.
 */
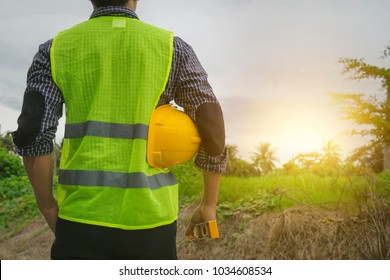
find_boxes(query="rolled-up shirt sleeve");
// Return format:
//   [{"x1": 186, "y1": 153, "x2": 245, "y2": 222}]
[{"x1": 12, "y1": 40, "x2": 64, "y2": 157}]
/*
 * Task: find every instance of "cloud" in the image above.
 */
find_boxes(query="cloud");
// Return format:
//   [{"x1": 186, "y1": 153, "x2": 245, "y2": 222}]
[
  {"x1": 0, "y1": 0, "x2": 91, "y2": 20},
  {"x1": 0, "y1": 8, "x2": 90, "y2": 110},
  {"x1": 0, "y1": 0, "x2": 388, "y2": 161}
]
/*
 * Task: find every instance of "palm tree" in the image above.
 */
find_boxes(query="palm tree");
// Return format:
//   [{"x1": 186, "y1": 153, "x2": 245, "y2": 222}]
[
  {"x1": 226, "y1": 144, "x2": 239, "y2": 176},
  {"x1": 226, "y1": 144, "x2": 256, "y2": 176},
  {"x1": 321, "y1": 140, "x2": 342, "y2": 168},
  {"x1": 251, "y1": 142, "x2": 278, "y2": 175}
]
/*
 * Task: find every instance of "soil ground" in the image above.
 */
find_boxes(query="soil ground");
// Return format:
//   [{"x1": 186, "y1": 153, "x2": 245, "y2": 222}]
[{"x1": 1, "y1": 203, "x2": 389, "y2": 260}]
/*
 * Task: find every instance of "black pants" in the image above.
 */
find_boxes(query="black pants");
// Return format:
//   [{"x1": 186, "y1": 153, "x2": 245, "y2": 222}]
[{"x1": 51, "y1": 218, "x2": 177, "y2": 260}]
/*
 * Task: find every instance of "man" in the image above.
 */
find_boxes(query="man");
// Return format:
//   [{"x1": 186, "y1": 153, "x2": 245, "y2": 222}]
[{"x1": 12, "y1": 0, "x2": 227, "y2": 260}]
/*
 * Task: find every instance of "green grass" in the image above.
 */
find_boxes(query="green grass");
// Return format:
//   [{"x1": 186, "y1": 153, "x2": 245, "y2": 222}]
[
  {"x1": 218, "y1": 173, "x2": 370, "y2": 212},
  {"x1": 2, "y1": 160, "x2": 387, "y2": 233},
  {"x1": 0, "y1": 176, "x2": 58, "y2": 233},
  {"x1": 0, "y1": 176, "x2": 40, "y2": 232},
  {"x1": 174, "y1": 165, "x2": 380, "y2": 220}
]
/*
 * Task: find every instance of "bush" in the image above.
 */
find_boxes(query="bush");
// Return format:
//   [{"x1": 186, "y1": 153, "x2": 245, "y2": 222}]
[
  {"x1": 0, "y1": 176, "x2": 39, "y2": 230},
  {"x1": 171, "y1": 160, "x2": 203, "y2": 203},
  {"x1": 0, "y1": 148, "x2": 24, "y2": 179},
  {"x1": 375, "y1": 170, "x2": 390, "y2": 198}
]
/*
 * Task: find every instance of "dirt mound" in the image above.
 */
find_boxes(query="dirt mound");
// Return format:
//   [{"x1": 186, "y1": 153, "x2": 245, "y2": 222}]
[
  {"x1": 178, "y1": 203, "x2": 390, "y2": 260},
  {"x1": 1, "y1": 203, "x2": 389, "y2": 260},
  {"x1": 0, "y1": 217, "x2": 54, "y2": 260}
]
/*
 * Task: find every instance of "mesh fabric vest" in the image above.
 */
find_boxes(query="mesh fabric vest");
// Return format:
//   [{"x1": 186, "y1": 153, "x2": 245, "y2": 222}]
[{"x1": 50, "y1": 16, "x2": 177, "y2": 230}]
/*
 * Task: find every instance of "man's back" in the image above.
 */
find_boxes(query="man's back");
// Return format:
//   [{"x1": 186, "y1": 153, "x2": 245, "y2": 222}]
[{"x1": 13, "y1": 2, "x2": 227, "y2": 260}]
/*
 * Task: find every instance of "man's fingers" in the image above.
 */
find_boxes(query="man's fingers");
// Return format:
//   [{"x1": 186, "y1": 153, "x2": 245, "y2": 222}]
[{"x1": 185, "y1": 221, "x2": 196, "y2": 237}]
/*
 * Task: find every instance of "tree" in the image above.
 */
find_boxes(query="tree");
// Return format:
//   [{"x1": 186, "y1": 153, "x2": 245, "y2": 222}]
[
  {"x1": 292, "y1": 152, "x2": 322, "y2": 169},
  {"x1": 0, "y1": 148, "x2": 24, "y2": 179},
  {"x1": 330, "y1": 45, "x2": 390, "y2": 170},
  {"x1": 226, "y1": 144, "x2": 256, "y2": 177},
  {"x1": 226, "y1": 144, "x2": 239, "y2": 176},
  {"x1": 251, "y1": 142, "x2": 278, "y2": 175},
  {"x1": 0, "y1": 131, "x2": 15, "y2": 153},
  {"x1": 321, "y1": 140, "x2": 342, "y2": 168},
  {"x1": 0, "y1": 132, "x2": 24, "y2": 179},
  {"x1": 346, "y1": 142, "x2": 383, "y2": 173},
  {"x1": 283, "y1": 141, "x2": 342, "y2": 175}
]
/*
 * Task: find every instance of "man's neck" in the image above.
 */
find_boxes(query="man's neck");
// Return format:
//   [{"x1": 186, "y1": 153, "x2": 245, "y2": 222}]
[
  {"x1": 124, "y1": 1, "x2": 137, "y2": 11},
  {"x1": 92, "y1": 1, "x2": 137, "y2": 12}
]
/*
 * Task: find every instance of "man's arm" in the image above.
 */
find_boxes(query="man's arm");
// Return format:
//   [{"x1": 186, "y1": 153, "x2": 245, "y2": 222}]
[
  {"x1": 185, "y1": 170, "x2": 221, "y2": 238},
  {"x1": 165, "y1": 37, "x2": 226, "y2": 239},
  {"x1": 12, "y1": 40, "x2": 62, "y2": 234},
  {"x1": 23, "y1": 155, "x2": 58, "y2": 234}
]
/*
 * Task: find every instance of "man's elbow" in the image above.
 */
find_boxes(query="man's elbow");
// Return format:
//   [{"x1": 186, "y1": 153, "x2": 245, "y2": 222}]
[
  {"x1": 196, "y1": 102, "x2": 225, "y2": 156},
  {"x1": 13, "y1": 90, "x2": 45, "y2": 148}
]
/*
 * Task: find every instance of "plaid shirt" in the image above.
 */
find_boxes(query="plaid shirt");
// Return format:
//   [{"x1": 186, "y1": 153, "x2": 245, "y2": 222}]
[{"x1": 15, "y1": 7, "x2": 227, "y2": 173}]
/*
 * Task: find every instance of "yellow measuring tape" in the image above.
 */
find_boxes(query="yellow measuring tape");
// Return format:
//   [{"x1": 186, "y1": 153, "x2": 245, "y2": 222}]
[{"x1": 188, "y1": 220, "x2": 219, "y2": 241}]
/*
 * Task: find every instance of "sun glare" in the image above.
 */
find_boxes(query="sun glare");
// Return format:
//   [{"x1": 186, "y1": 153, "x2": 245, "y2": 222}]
[
  {"x1": 270, "y1": 100, "x2": 337, "y2": 162},
  {"x1": 285, "y1": 125, "x2": 326, "y2": 155}
]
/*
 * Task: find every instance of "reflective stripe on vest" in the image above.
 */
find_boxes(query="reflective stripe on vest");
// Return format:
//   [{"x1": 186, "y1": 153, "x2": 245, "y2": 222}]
[
  {"x1": 59, "y1": 169, "x2": 177, "y2": 190},
  {"x1": 64, "y1": 121, "x2": 149, "y2": 140},
  {"x1": 51, "y1": 17, "x2": 176, "y2": 230}
]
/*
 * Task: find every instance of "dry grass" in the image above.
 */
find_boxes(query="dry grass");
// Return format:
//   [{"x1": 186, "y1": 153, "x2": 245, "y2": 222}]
[
  {"x1": 177, "y1": 196, "x2": 390, "y2": 260},
  {"x1": 1, "y1": 198, "x2": 389, "y2": 260}
]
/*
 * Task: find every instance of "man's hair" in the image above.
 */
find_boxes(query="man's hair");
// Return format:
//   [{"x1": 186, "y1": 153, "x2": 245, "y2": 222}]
[{"x1": 91, "y1": 0, "x2": 130, "y2": 8}]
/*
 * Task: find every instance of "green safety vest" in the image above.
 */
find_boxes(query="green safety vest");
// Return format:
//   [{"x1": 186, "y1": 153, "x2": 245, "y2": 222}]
[{"x1": 51, "y1": 16, "x2": 177, "y2": 230}]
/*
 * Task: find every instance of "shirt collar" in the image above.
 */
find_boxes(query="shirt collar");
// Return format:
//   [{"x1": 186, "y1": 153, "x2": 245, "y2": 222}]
[{"x1": 90, "y1": 6, "x2": 139, "y2": 20}]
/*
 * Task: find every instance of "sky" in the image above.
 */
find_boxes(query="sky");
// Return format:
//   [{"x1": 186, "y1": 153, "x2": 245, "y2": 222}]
[{"x1": 0, "y1": 0, "x2": 389, "y2": 165}]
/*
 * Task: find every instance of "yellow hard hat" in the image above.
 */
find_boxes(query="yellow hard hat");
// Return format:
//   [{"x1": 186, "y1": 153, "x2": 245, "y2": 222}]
[{"x1": 147, "y1": 104, "x2": 202, "y2": 169}]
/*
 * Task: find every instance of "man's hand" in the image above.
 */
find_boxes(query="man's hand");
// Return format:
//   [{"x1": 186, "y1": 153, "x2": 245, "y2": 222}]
[
  {"x1": 185, "y1": 170, "x2": 220, "y2": 240},
  {"x1": 40, "y1": 201, "x2": 58, "y2": 234},
  {"x1": 185, "y1": 204, "x2": 217, "y2": 239}
]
